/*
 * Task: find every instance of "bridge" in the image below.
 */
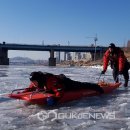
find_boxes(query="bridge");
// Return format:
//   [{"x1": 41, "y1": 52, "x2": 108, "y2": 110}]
[{"x1": 0, "y1": 43, "x2": 107, "y2": 66}]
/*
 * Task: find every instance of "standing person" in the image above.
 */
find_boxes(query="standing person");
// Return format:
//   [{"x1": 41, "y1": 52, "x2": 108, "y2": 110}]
[{"x1": 101, "y1": 43, "x2": 130, "y2": 87}]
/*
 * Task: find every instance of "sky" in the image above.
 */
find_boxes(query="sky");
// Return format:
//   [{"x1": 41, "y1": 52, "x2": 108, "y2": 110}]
[{"x1": 0, "y1": 0, "x2": 130, "y2": 60}]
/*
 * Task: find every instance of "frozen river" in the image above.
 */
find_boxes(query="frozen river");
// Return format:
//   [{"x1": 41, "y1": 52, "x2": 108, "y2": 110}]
[{"x1": 0, "y1": 65, "x2": 130, "y2": 130}]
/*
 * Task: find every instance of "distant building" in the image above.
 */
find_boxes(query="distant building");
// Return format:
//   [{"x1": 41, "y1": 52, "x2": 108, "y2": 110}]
[
  {"x1": 127, "y1": 40, "x2": 130, "y2": 48},
  {"x1": 73, "y1": 52, "x2": 92, "y2": 61},
  {"x1": 56, "y1": 51, "x2": 60, "y2": 63},
  {"x1": 74, "y1": 52, "x2": 82, "y2": 61},
  {"x1": 66, "y1": 52, "x2": 72, "y2": 61},
  {"x1": 82, "y1": 52, "x2": 92, "y2": 61}
]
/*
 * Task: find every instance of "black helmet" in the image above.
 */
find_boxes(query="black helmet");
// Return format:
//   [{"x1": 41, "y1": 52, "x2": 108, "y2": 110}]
[
  {"x1": 109, "y1": 43, "x2": 116, "y2": 49},
  {"x1": 29, "y1": 71, "x2": 43, "y2": 81}
]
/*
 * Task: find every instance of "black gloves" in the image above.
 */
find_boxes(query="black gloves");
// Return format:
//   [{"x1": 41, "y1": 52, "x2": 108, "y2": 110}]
[{"x1": 101, "y1": 70, "x2": 106, "y2": 74}]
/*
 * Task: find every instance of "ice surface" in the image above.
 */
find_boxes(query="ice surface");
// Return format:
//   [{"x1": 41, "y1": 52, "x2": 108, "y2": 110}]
[{"x1": 0, "y1": 65, "x2": 130, "y2": 130}]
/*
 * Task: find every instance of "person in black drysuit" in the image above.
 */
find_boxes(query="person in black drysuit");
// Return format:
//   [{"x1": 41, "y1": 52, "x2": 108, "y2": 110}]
[{"x1": 58, "y1": 74, "x2": 104, "y2": 93}]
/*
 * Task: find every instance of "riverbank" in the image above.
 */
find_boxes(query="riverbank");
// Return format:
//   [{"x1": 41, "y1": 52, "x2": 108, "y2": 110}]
[
  {"x1": 58, "y1": 59, "x2": 103, "y2": 67},
  {"x1": 58, "y1": 49, "x2": 130, "y2": 67}
]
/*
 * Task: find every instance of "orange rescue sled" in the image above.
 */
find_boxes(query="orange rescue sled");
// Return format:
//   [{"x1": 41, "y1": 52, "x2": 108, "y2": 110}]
[{"x1": 8, "y1": 82, "x2": 121, "y2": 105}]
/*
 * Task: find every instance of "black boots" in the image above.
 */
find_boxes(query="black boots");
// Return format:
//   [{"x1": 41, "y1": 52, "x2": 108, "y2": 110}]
[{"x1": 124, "y1": 81, "x2": 128, "y2": 87}]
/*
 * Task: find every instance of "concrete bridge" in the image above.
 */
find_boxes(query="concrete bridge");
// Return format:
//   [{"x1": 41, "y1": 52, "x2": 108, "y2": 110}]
[{"x1": 0, "y1": 43, "x2": 107, "y2": 66}]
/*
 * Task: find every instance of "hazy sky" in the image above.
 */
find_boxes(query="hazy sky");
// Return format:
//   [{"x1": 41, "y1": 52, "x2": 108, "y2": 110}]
[{"x1": 0, "y1": 0, "x2": 130, "y2": 60}]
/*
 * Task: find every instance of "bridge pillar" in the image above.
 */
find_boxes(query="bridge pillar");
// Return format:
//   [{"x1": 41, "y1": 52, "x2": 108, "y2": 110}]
[
  {"x1": 48, "y1": 50, "x2": 56, "y2": 66},
  {"x1": 64, "y1": 52, "x2": 66, "y2": 61},
  {"x1": 0, "y1": 48, "x2": 9, "y2": 65}
]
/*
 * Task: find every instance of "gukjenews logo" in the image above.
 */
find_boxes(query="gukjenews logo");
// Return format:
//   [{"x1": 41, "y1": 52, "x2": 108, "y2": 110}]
[{"x1": 37, "y1": 110, "x2": 115, "y2": 121}]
